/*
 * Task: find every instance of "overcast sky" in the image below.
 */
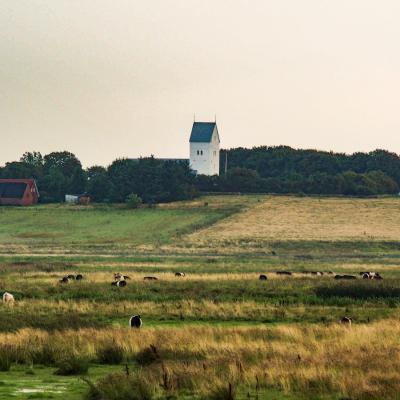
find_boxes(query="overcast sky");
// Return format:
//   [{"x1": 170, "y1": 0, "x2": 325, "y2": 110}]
[{"x1": 1, "y1": 0, "x2": 400, "y2": 167}]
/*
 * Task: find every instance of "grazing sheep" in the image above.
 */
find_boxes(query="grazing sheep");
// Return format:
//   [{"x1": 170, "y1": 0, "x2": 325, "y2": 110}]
[
  {"x1": 276, "y1": 271, "x2": 292, "y2": 275},
  {"x1": 368, "y1": 272, "x2": 382, "y2": 280},
  {"x1": 334, "y1": 275, "x2": 356, "y2": 280},
  {"x1": 175, "y1": 272, "x2": 185, "y2": 277},
  {"x1": 114, "y1": 272, "x2": 130, "y2": 281},
  {"x1": 111, "y1": 280, "x2": 127, "y2": 287},
  {"x1": 2, "y1": 292, "x2": 14, "y2": 305},
  {"x1": 76, "y1": 274, "x2": 83, "y2": 280},
  {"x1": 144, "y1": 276, "x2": 158, "y2": 281},
  {"x1": 259, "y1": 274, "x2": 267, "y2": 281},
  {"x1": 60, "y1": 276, "x2": 69, "y2": 283},
  {"x1": 340, "y1": 317, "x2": 352, "y2": 326},
  {"x1": 129, "y1": 315, "x2": 142, "y2": 328},
  {"x1": 361, "y1": 272, "x2": 383, "y2": 280}
]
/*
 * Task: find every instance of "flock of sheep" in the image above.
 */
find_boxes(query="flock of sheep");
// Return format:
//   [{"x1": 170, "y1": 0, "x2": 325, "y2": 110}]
[
  {"x1": 59, "y1": 270, "x2": 187, "y2": 327},
  {"x1": 258, "y1": 270, "x2": 384, "y2": 326},
  {"x1": 2, "y1": 268, "x2": 383, "y2": 328},
  {"x1": 259, "y1": 270, "x2": 383, "y2": 280}
]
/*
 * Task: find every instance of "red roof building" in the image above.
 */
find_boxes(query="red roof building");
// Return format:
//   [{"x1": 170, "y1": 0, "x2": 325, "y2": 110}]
[{"x1": 0, "y1": 179, "x2": 40, "y2": 206}]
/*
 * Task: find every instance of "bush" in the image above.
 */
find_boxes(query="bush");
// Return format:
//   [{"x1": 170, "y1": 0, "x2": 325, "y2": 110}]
[
  {"x1": 97, "y1": 344, "x2": 124, "y2": 365},
  {"x1": 126, "y1": 194, "x2": 143, "y2": 209},
  {"x1": 84, "y1": 372, "x2": 156, "y2": 400},
  {"x1": 54, "y1": 354, "x2": 89, "y2": 375}
]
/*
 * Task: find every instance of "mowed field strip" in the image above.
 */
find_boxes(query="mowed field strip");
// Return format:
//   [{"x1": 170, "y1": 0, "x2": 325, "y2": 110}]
[{"x1": 188, "y1": 196, "x2": 400, "y2": 243}]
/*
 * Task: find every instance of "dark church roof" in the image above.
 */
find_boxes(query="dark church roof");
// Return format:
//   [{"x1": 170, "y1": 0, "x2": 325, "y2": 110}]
[{"x1": 189, "y1": 122, "x2": 217, "y2": 143}]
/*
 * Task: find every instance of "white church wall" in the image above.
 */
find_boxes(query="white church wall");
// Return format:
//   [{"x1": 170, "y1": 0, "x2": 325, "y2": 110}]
[{"x1": 189, "y1": 126, "x2": 220, "y2": 176}]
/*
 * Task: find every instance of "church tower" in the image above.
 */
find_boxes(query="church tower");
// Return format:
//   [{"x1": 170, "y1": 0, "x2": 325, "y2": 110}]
[{"x1": 189, "y1": 122, "x2": 220, "y2": 176}]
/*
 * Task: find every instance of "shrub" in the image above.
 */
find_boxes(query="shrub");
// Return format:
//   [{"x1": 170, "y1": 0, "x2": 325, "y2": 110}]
[
  {"x1": 54, "y1": 354, "x2": 89, "y2": 375},
  {"x1": 84, "y1": 372, "x2": 156, "y2": 400},
  {"x1": 97, "y1": 344, "x2": 124, "y2": 365},
  {"x1": 126, "y1": 194, "x2": 142, "y2": 209}
]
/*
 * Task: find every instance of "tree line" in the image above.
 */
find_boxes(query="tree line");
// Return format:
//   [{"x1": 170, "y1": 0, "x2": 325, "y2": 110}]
[
  {"x1": 1, "y1": 146, "x2": 399, "y2": 203},
  {"x1": 0, "y1": 152, "x2": 196, "y2": 203},
  {"x1": 202, "y1": 146, "x2": 400, "y2": 196}
]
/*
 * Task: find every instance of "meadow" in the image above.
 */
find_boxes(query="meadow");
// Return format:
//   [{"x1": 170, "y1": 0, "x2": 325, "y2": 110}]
[{"x1": 0, "y1": 195, "x2": 400, "y2": 399}]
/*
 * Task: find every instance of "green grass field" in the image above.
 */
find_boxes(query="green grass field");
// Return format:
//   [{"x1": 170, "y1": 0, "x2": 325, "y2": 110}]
[
  {"x1": 0, "y1": 197, "x2": 250, "y2": 254},
  {"x1": 0, "y1": 195, "x2": 400, "y2": 399}
]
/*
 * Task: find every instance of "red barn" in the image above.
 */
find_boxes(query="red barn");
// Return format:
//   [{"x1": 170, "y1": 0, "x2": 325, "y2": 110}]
[{"x1": 0, "y1": 179, "x2": 40, "y2": 206}]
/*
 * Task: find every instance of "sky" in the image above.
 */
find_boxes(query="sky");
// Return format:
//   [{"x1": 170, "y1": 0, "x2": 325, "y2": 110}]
[{"x1": 1, "y1": 0, "x2": 400, "y2": 167}]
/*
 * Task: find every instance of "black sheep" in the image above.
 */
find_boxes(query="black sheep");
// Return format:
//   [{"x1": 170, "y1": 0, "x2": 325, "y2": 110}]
[
  {"x1": 334, "y1": 275, "x2": 356, "y2": 280},
  {"x1": 129, "y1": 315, "x2": 142, "y2": 328}
]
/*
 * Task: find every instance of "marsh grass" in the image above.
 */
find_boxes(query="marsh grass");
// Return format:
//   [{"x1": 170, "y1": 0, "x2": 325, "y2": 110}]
[
  {"x1": 54, "y1": 354, "x2": 89, "y2": 376},
  {"x1": 0, "y1": 345, "x2": 12, "y2": 372},
  {"x1": 1, "y1": 323, "x2": 400, "y2": 398},
  {"x1": 97, "y1": 343, "x2": 124, "y2": 365},
  {"x1": 84, "y1": 371, "x2": 156, "y2": 400}
]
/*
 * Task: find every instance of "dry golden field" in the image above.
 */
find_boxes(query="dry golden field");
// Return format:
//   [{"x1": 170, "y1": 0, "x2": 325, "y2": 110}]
[{"x1": 188, "y1": 196, "x2": 400, "y2": 245}]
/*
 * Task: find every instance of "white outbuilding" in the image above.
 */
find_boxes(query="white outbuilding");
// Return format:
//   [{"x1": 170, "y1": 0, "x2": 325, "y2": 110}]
[{"x1": 189, "y1": 122, "x2": 220, "y2": 176}]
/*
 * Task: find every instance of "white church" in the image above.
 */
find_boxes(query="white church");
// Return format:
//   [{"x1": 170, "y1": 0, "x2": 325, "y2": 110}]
[{"x1": 189, "y1": 122, "x2": 220, "y2": 176}]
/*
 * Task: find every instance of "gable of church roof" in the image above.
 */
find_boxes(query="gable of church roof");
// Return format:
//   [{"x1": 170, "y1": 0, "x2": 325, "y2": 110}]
[{"x1": 189, "y1": 122, "x2": 218, "y2": 143}]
